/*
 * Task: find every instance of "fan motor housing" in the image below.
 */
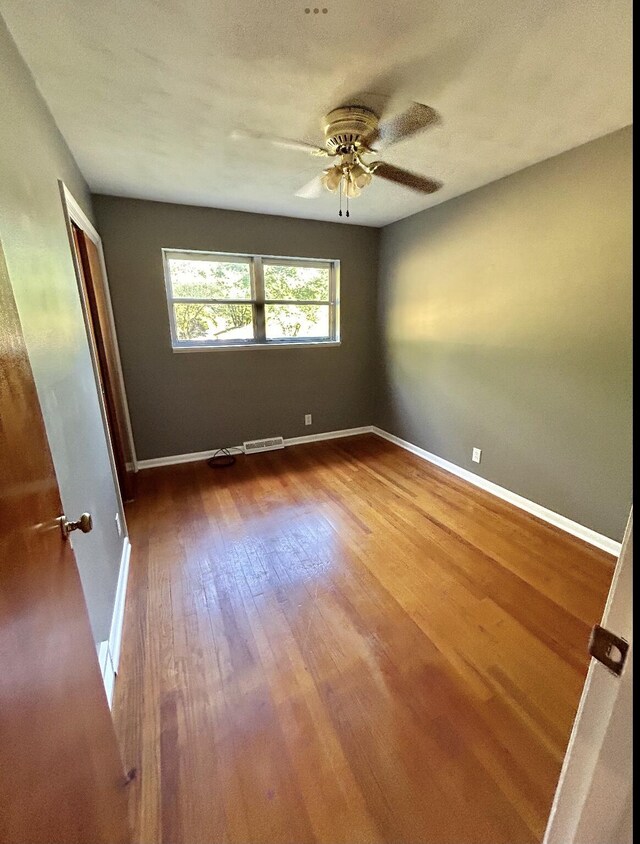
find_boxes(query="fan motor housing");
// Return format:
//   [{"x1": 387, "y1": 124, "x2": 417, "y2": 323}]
[{"x1": 323, "y1": 106, "x2": 378, "y2": 153}]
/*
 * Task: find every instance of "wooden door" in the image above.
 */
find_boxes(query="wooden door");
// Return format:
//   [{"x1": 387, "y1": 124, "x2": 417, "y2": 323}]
[
  {"x1": 71, "y1": 224, "x2": 135, "y2": 502},
  {"x1": 0, "y1": 241, "x2": 131, "y2": 844}
]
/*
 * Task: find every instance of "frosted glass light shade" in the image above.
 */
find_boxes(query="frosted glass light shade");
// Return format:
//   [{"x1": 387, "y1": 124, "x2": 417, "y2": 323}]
[
  {"x1": 321, "y1": 166, "x2": 343, "y2": 192},
  {"x1": 350, "y1": 163, "x2": 372, "y2": 189},
  {"x1": 345, "y1": 177, "x2": 362, "y2": 198}
]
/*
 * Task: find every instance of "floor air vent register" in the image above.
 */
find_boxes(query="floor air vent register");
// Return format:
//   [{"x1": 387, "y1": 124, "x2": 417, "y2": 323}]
[{"x1": 242, "y1": 437, "x2": 285, "y2": 454}]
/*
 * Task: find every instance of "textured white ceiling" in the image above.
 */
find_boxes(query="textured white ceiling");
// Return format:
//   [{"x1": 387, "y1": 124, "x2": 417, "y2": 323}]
[{"x1": 1, "y1": 0, "x2": 632, "y2": 227}]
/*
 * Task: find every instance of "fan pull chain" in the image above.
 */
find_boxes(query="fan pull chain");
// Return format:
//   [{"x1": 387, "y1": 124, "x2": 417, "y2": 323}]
[
  {"x1": 346, "y1": 191, "x2": 350, "y2": 218},
  {"x1": 338, "y1": 179, "x2": 343, "y2": 217}
]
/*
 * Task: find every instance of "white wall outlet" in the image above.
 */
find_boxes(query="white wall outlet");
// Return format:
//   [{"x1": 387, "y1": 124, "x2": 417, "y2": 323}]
[
  {"x1": 115, "y1": 512, "x2": 122, "y2": 537},
  {"x1": 472, "y1": 447, "x2": 482, "y2": 464},
  {"x1": 305, "y1": 414, "x2": 312, "y2": 426}
]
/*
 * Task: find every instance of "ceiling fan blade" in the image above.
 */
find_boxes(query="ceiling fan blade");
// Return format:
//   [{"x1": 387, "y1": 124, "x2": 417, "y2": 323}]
[
  {"x1": 231, "y1": 129, "x2": 329, "y2": 157},
  {"x1": 372, "y1": 162, "x2": 442, "y2": 194},
  {"x1": 367, "y1": 102, "x2": 440, "y2": 149},
  {"x1": 295, "y1": 174, "x2": 326, "y2": 199}
]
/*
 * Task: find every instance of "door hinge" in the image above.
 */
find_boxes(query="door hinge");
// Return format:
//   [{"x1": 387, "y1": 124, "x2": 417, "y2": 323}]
[{"x1": 588, "y1": 624, "x2": 629, "y2": 677}]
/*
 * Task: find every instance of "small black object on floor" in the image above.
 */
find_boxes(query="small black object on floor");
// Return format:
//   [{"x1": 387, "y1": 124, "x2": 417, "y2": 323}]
[{"x1": 207, "y1": 448, "x2": 236, "y2": 468}]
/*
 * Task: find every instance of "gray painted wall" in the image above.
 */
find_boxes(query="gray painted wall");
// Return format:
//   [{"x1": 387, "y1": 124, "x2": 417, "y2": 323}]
[
  {"x1": 93, "y1": 196, "x2": 379, "y2": 460},
  {"x1": 0, "y1": 16, "x2": 126, "y2": 642},
  {"x1": 377, "y1": 127, "x2": 632, "y2": 541},
  {"x1": 93, "y1": 130, "x2": 631, "y2": 542}
]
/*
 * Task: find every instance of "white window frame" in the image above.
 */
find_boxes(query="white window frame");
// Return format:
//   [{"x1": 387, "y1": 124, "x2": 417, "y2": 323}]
[{"x1": 162, "y1": 249, "x2": 341, "y2": 351}]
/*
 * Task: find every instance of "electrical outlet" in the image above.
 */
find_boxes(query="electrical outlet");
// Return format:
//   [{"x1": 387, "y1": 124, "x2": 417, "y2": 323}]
[
  {"x1": 305, "y1": 414, "x2": 312, "y2": 426},
  {"x1": 115, "y1": 513, "x2": 122, "y2": 537},
  {"x1": 472, "y1": 447, "x2": 482, "y2": 464}
]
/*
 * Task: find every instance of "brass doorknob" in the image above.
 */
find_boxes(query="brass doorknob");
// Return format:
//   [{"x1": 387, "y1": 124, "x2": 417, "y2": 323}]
[{"x1": 59, "y1": 512, "x2": 93, "y2": 539}]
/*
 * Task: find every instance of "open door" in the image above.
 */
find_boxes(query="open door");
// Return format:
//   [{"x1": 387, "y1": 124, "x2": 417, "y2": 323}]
[
  {"x1": 0, "y1": 241, "x2": 130, "y2": 842},
  {"x1": 544, "y1": 510, "x2": 633, "y2": 844}
]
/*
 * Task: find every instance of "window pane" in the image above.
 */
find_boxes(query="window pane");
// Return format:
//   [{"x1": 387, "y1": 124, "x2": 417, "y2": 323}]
[
  {"x1": 265, "y1": 304, "x2": 330, "y2": 340},
  {"x1": 168, "y1": 258, "x2": 251, "y2": 300},
  {"x1": 174, "y1": 303, "x2": 254, "y2": 342},
  {"x1": 264, "y1": 263, "x2": 330, "y2": 301}
]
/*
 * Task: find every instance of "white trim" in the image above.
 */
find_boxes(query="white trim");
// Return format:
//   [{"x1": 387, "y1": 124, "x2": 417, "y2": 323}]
[
  {"x1": 95, "y1": 538, "x2": 131, "y2": 709},
  {"x1": 102, "y1": 657, "x2": 116, "y2": 708},
  {"x1": 96, "y1": 640, "x2": 110, "y2": 676},
  {"x1": 138, "y1": 446, "x2": 245, "y2": 469},
  {"x1": 136, "y1": 427, "x2": 373, "y2": 469},
  {"x1": 372, "y1": 427, "x2": 621, "y2": 557},
  {"x1": 172, "y1": 340, "x2": 341, "y2": 353},
  {"x1": 60, "y1": 186, "x2": 101, "y2": 244},
  {"x1": 96, "y1": 640, "x2": 115, "y2": 708},
  {"x1": 162, "y1": 247, "x2": 336, "y2": 264},
  {"x1": 284, "y1": 426, "x2": 372, "y2": 447},
  {"x1": 108, "y1": 538, "x2": 131, "y2": 675}
]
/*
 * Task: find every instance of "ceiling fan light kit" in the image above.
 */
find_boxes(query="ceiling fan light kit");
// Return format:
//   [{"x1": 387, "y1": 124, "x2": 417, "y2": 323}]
[{"x1": 234, "y1": 101, "x2": 442, "y2": 218}]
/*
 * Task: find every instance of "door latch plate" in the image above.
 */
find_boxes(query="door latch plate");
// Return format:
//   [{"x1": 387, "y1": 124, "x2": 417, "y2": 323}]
[{"x1": 588, "y1": 624, "x2": 629, "y2": 676}]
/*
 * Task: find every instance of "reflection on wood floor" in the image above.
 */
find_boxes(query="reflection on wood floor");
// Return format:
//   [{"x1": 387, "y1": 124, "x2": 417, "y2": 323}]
[{"x1": 114, "y1": 434, "x2": 613, "y2": 844}]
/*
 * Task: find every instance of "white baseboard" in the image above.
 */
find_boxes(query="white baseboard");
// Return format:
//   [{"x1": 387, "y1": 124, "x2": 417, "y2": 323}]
[
  {"x1": 284, "y1": 426, "x2": 373, "y2": 447},
  {"x1": 136, "y1": 427, "x2": 373, "y2": 469},
  {"x1": 372, "y1": 427, "x2": 621, "y2": 558},
  {"x1": 97, "y1": 639, "x2": 110, "y2": 676},
  {"x1": 97, "y1": 537, "x2": 131, "y2": 709},
  {"x1": 108, "y1": 537, "x2": 131, "y2": 675},
  {"x1": 137, "y1": 446, "x2": 244, "y2": 469},
  {"x1": 96, "y1": 639, "x2": 115, "y2": 708}
]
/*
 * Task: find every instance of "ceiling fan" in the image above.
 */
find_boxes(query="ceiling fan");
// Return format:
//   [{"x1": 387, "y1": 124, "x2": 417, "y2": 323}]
[{"x1": 233, "y1": 101, "x2": 442, "y2": 217}]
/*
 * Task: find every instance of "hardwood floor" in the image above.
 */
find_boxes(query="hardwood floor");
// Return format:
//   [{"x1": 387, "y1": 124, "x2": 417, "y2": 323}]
[{"x1": 113, "y1": 434, "x2": 614, "y2": 844}]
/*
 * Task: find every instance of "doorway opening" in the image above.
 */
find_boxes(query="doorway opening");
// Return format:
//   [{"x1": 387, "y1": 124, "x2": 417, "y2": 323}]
[{"x1": 62, "y1": 185, "x2": 137, "y2": 503}]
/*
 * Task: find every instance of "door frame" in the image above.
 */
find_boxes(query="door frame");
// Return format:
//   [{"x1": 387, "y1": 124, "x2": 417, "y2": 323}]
[{"x1": 59, "y1": 182, "x2": 138, "y2": 492}]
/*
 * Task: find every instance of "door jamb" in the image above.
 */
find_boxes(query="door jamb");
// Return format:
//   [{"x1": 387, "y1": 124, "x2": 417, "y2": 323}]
[{"x1": 59, "y1": 182, "x2": 138, "y2": 509}]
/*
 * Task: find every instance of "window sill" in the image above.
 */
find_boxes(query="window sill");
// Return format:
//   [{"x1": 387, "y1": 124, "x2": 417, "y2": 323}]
[{"x1": 172, "y1": 340, "x2": 341, "y2": 353}]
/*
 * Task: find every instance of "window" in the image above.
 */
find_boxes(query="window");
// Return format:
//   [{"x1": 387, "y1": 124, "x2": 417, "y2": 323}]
[{"x1": 163, "y1": 250, "x2": 340, "y2": 350}]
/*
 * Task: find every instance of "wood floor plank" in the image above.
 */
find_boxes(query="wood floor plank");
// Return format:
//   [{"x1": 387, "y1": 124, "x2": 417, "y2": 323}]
[{"x1": 113, "y1": 434, "x2": 614, "y2": 843}]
